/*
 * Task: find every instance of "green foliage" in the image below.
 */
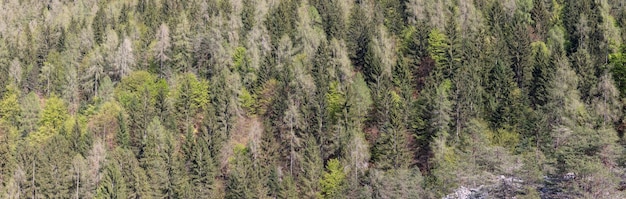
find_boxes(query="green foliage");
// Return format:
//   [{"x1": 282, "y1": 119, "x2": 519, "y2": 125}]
[
  {"x1": 325, "y1": 81, "x2": 345, "y2": 120},
  {"x1": 20, "y1": 92, "x2": 41, "y2": 136},
  {"x1": 31, "y1": 135, "x2": 75, "y2": 198},
  {"x1": 141, "y1": 117, "x2": 173, "y2": 198},
  {"x1": 298, "y1": 136, "x2": 323, "y2": 198},
  {"x1": 319, "y1": 159, "x2": 345, "y2": 199},
  {"x1": 347, "y1": 4, "x2": 372, "y2": 70},
  {"x1": 610, "y1": 45, "x2": 626, "y2": 97},
  {"x1": 189, "y1": 137, "x2": 216, "y2": 198},
  {"x1": 0, "y1": 121, "x2": 18, "y2": 192},
  {"x1": 96, "y1": 160, "x2": 128, "y2": 199},
  {"x1": 238, "y1": 87, "x2": 256, "y2": 114},
  {"x1": 427, "y1": 29, "x2": 449, "y2": 75},
  {"x1": 226, "y1": 144, "x2": 263, "y2": 199},
  {"x1": 0, "y1": 84, "x2": 20, "y2": 126},
  {"x1": 0, "y1": 0, "x2": 625, "y2": 198},
  {"x1": 266, "y1": 0, "x2": 299, "y2": 47},
  {"x1": 28, "y1": 95, "x2": 69, "y2": 144},
  {"x1": 172, "y1": 73, "x2": 210, "y2": 133},
  {"x1": 369, "y1": 168, "x2": 425, "y2": 198}
]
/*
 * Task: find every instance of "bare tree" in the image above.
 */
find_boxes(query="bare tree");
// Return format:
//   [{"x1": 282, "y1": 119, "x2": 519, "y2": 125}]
[
  {"x1": 112, "y1": 37, "x2": 134, "y2": 80},
  {"x1": 153, "y1": 23, "x2": 171, "y2": 78},
  {"x1": 82, "y1": 49, "x2": 105, "y2": 99},
  {"x1": 9, "y1": 58, "x2": 22, "y2": 86}
]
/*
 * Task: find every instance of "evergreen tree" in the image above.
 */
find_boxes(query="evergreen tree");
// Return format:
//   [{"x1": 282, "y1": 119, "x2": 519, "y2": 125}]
[
  {"x1": 189, "y1": 137, "x2": 216, "y2": 198},
  {"x1": 37, "y1": 135, "x2": 74, "y2": 198},
  {"x1": 96, "y1": 160, "x2": 128, "y2": 199},
  {"x1": 298, "y1": 136, "x2": 323, "y2": 198},
  {"x1": 172, "y1": 13, "x2": 193, "y2": 74},
  {"x1": 319, "y1": 159, "x2": 346, "y2": 199},
  {"x1": 140, "y1": 117, "x2": 173, "y2": 198}
]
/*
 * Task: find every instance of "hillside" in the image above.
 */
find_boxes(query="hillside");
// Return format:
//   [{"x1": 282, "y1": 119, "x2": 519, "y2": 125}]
[{"x1": 2, "y1": 0, "x2": 626, "y2": 198}]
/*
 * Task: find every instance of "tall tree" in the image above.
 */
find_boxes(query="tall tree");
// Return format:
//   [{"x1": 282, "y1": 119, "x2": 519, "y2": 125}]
[
  {"x1": 153, "y1": 23, "x2": 172, "y2": 78},
  {"x1": 82, "y1": 48, "x2": 106, "y2": 100},
  {"x1": 172, "y1": 13, "x2": 193, "y2": 74},
  {"x1": 28, "y1": 95, "x2": 68, "y2": 144},
  {"x1": 20, "y1": 92, "x2": 41, "y2": 136},
  {"x1": 319, "y1": 159, "x2": 346, "y2": 199},
  {"x1": 112, "y1": 37, "x2": 135, "y2": 81},
  {"x1": 96, "y1": 160, "x2": 128, "y2": 199},
  {"x1": 140, "y1": 117, "x2": 173, "y2": 198}
]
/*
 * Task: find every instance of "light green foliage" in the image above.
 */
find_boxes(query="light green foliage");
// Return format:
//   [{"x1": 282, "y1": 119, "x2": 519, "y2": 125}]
[
  {"x1": 427, "y1": 28, "x2": 449, "y2": 69},
  {"x1": 610, "y1": 45, "x2": 626, "y2": 97},
  {"x1": 319, "y1": 159, "x2": 345, "y2": 199},
  {"x1": 233, "y1": 46, "x2": 249, "y2": 72},
  {"x1": 172, "y1": 73, "x2": 210, "y2": 133},
  {"x1": 28, "y1": 95, "x2": 69, "y2": 144},
  {"x1": 325, "y1": 81, "x2": 345, "y2": 120},
  {"x1": 0, "y1": 0, "x2": 625, "y2": 198},
  {"x1": 238, "y1": 87, "x2": 256, "y2": 114},
  {"x1": 115, "y1": 71, "x2": 167, "y2": 152},
  {"x1": 88, "y1": 101, "x2": 124, "y2": 142},
  {"x1": 0, "y1": 84, "x2": 20, "y2": 126}
]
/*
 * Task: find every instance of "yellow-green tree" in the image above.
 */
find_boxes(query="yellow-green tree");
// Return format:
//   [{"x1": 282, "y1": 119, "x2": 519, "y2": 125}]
[
  {"x1": 28, "y1": 95, "x2": 68, "y2": 144},
  {"x1": 319, "y1": 159, "x2": 345, "y2": 199}
]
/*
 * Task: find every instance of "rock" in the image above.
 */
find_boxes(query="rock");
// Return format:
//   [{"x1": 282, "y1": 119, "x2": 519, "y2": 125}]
[
  {"x1": 443, "y1": 176, "x2": 526, "y2": 199},
  {"x1": 443, "y1": 186, "x2": 472, "y2": 199},
  {"x1": 563, "y1": 172, "x2": 576, "y2": 181}
]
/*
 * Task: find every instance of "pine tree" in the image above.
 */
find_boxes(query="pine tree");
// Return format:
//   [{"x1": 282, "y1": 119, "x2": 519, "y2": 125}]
[
  {"x1": 92, "y1": 5, "x2": 107, "y2": 45},
  {"x1": 319, "y1": 159, "x2": 346, "y2": 199},
  {"x1": 298, "y1": 136, "x2": 323, "y2": 198},
  {"x1": 485, "y1": 59, "x2": 517, "y2": 129},
  {"x1": 347, "y1": 4, "x2": 372, "y2": 70},
  {"x1": 0, "y1": 121, "x2": 18, "y2": 193},
  {"x1": 37, "y1": 135, "x2": 74, "y2": 198},
  {"x1": 109, "y1": 147, "x2": 151, "y2": 198},
  {"x1": 571, "y1": 47, "x2": 596, "y2": 101},
  {"x1": 226, "y1": 144, "x2": 256, "y2": 199},
  {"x1": 140, "y1": 117, "x2": 172, "y2": 198},
  {"x1": 19, "y1": 92, "x2": 40, "y2": 136},
  {"x1": 0, "y1": 84, "x2": 20, "y2": 127},
  {"x1": 189, "y1": 137, "x2": 215, "y2": 198},
  {"x1": 529, "y1": 41, "x2": 553, "y2": 107},
  {"x1": 371, "y1": 86, "x2": 412, "y2": 170},
  {"x1": 172, "y1": 13, "x2": 193, "y2": 74},
  {"x1": 96, "y1": 160, "x2": 128, "y2": 199}
]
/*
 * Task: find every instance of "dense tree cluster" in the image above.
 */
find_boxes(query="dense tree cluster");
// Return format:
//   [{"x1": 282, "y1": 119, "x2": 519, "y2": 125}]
[{"x1": 2, "y1": 0, "x2": 626, "y2": 198}]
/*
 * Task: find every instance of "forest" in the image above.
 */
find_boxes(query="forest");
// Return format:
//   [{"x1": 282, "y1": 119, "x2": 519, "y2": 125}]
[{"x1": 2, "y1": 0, "x2": 626, "y2": 198}]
